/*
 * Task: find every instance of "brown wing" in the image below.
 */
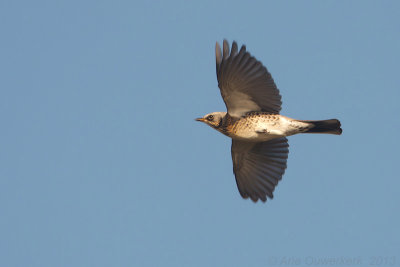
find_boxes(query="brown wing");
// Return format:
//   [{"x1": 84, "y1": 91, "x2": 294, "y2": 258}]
[
  {"x1": 216, "y1": 40, "x2": 282, "y2": 118},
  {"x1": 231, "y1": 138, "x2": 289, "y2": 202}
]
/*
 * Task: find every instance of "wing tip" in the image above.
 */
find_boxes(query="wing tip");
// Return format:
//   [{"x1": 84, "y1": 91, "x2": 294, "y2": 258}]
[
  {"x1": 215, "y1": 41, "x2": 222, "y2": 65},
  {"x1": 216, "y1": 39, "x2": 245, "y2": 62},
  {"x1": 223, "y1": 39, "x2": 230, "y2": 59},
  {"x1": 231, "y1": 41, "x2": 238, "y2": 55},
  {"x1": 248, "y1": 195, "x2": 269, "y2": 203},
  {"x1": 239, "y1": 190, "x2": 272, "y2": 203}
]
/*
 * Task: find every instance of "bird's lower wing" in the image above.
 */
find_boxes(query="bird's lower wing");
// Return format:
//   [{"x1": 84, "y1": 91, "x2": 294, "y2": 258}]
[{"x1": 231, "y1": 138, "x2": 289, "y2": 202}]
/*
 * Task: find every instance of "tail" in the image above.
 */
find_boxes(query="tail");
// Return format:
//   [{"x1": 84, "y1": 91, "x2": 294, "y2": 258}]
[{"x1": 301, "y1": 119, "x2": 342, "y2": 135}]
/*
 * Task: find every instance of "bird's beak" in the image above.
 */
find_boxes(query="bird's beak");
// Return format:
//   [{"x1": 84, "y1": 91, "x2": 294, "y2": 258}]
[{"x1": 195, "y1": 117, "x2": 205, "y2": 122}]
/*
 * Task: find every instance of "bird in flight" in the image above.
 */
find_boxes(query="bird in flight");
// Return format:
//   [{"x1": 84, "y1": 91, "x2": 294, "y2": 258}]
[{"x1": 196, "y1": 40, "x2": 342, "y2": 203}]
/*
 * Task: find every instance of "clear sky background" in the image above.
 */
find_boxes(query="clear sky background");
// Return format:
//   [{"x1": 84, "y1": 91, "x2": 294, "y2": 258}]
[{"x1": 1, "y1": 1, "x2": 399, "y2": 266}]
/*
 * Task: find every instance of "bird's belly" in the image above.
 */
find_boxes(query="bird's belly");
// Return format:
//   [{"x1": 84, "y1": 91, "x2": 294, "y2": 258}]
[{"x1": 227, "y1": 120, "x2": 285, "y2": 141}]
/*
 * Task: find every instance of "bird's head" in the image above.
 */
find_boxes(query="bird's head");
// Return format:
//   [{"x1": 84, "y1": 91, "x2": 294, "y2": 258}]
[{"x1": 195, "y1": 112, "x2": 226, "y2": 129}]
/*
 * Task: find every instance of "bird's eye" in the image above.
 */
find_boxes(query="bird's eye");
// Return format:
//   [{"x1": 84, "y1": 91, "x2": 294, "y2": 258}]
[{"x1": 206, "y1": 115, "x2": 214, "y2": 121}]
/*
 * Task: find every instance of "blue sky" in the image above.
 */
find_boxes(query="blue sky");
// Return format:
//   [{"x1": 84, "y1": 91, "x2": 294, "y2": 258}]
[{"x1": 1, "y1": 1, "x2": 399, "y2": 266}]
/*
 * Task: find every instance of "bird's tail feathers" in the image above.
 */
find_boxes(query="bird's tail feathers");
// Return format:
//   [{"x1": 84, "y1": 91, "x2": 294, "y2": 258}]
[{"x1": 301, "y1": 119, "x2": 342, "y2": 135}]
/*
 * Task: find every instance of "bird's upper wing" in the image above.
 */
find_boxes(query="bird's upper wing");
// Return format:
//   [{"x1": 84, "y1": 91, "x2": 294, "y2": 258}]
[
  {"x1": 231, "y1": 138, "x2": 289, "y2": 202},
  {"x1": 216, "y1": 40, "x2": 282, "y2": 118}
]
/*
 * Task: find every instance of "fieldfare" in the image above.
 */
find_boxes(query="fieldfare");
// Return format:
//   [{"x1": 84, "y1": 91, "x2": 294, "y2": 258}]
[{"x1": 196, "y1": 40, "x2": 342, "y2": 203}]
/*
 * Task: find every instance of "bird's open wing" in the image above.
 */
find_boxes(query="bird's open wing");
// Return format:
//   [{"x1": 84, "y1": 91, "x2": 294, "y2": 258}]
[
  {"x1": 216, "y1": 40, "x2": 282, "y2": 118},
  {"x1": 231, "y1": 138, "x2": 289, "y2": 202}
]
